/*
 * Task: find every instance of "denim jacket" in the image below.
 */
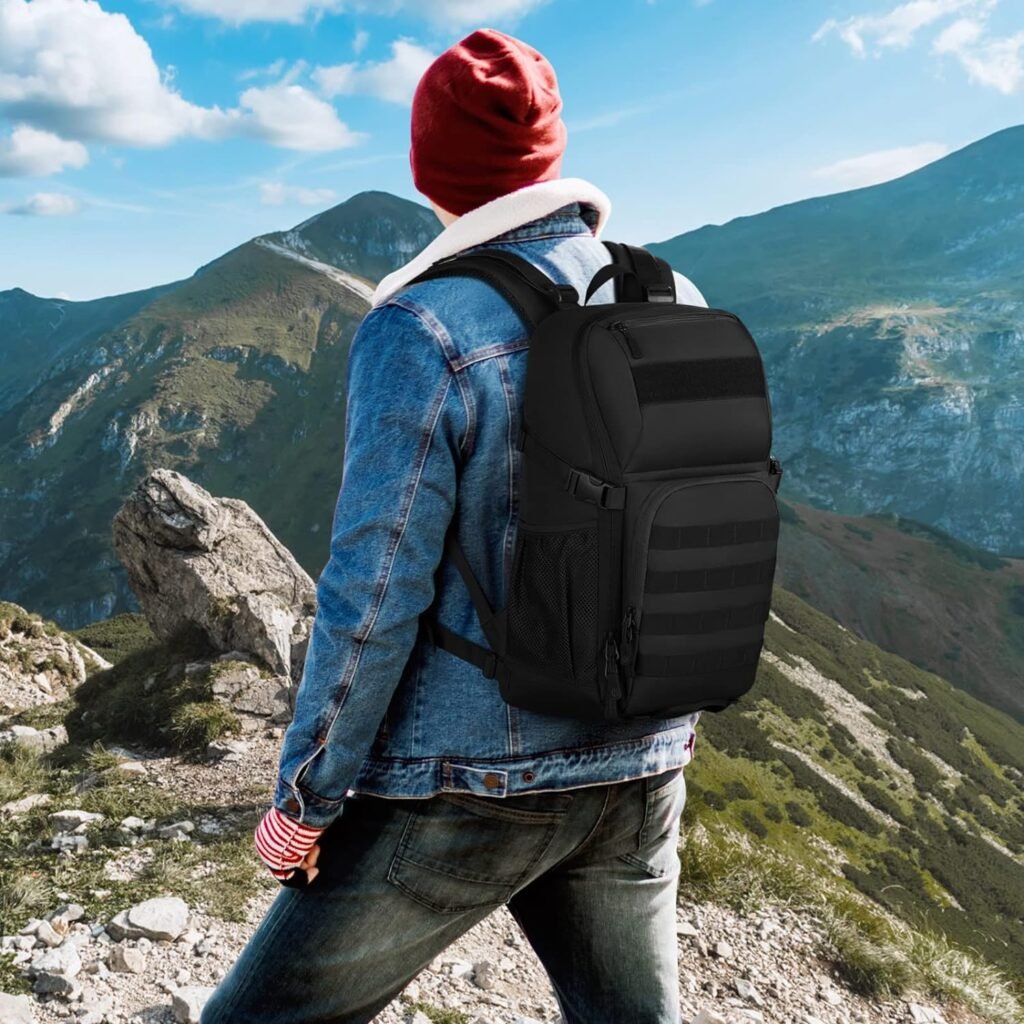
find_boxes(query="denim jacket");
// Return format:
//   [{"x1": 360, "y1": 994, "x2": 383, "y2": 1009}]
[{"x1": 273, "y1": 178, "x2": 705, "y2": 829}]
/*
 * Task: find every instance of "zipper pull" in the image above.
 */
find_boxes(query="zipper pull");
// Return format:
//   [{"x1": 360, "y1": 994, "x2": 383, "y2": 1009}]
[
  {"x1": 611, "y1": 321, "x2": 643, "y2": 359},
  {"x1": 602, "y1": 632, "x2": 622, "y2": 715},
  {"x1": 620, "y1": 606, "x2": 637, "y2": 668}
]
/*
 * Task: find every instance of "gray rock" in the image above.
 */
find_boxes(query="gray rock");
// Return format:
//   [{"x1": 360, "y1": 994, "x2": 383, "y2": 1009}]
[
  {"x1": 156, "y1": 820, "x2": 195, "y2": 840},
  {"x1": 0, "y1": 792, "x2": 52, "y2": 815},
  {"x1": 171, "y1": 985, "x2": 215, "y2": 1024},
  {"x1": 734, "y1": 978, "x2": 766, "y2": 1006},
  {"x1": 692, "y1": 1011, "x2": 727, "y2": 1024},
  {"x1": 109, "y1": 943, "x2": 147, "y2": 973},
  {"x1": 0, "y1": 993, "x2": 34, "y2": 1023},
  {"x1": 676, "y1": 920, "x2": 699, "y2": 938},
  {"x1": 34, "y1": 919, "x2": 64, "y2": 947},
  {"x1": 713, "y1": 939, "x2": 733, "y2": 959},
  {"x1": 111, "y1": 469, "x2": 316, "y2": 679},
  {"x1": 126, "y1": 896, "x2": 189, "y2": 941},
  {"x1": 30, "y1": 939, "x2": 82, "y2": 993},
  {"x1": 472, "y1": 960, "x2": 496, "y2": 990},
  {"x1": 49, "y1": 809, "x2": 104, "y2": 832}
]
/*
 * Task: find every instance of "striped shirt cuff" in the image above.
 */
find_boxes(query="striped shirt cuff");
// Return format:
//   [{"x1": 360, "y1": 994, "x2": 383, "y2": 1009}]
[{"x1": 254, "y1": 806, "x2": 325, "y2": 878}]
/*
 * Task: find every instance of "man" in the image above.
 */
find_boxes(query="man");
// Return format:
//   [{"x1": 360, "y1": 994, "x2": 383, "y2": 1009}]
[{"x1": 201, "y1": 26, "x2": 705, "y2": 1024}]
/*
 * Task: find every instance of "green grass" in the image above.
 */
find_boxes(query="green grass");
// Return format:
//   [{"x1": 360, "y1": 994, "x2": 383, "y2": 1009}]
[
  {"x1": 71, "y1": 613, "x2": 155, "y2": 666},
  {"x1": 64, "y1": 624, "x2": 240, "y2": 757}
]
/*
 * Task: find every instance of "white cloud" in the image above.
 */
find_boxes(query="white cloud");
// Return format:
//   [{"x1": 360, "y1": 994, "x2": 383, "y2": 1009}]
[
  {"x1": 166, "y1": 0, "x2": 545, "y2": 26},
  {"x1": 352, "y1": 28, "x2": 369, "y2": 54},
  {"x1": 313, "y1": 39, "x2": 436, "y2": 104},
  {"x1": 5, "y1": 191, "x2": 81, "y2": 215},
  {"x1": 0, "y1": 0, "x2": 365, "y2": 171},
  {"x1": 239, "y1": 57, "x2": 287, "y2": 82},
  {"x1": 813, "y1": 0, "x2": 1021, "y2": 93},
  {"x1": 0, "y1": 124, "x2": 89, "y2": 176},
  {"x1": 260, "y1": 182, "x2": 337, "y2": 205},
  {"x1": 811, "y1": 142, "x2": 950, "y2": 189},
  {"x1": 238, "y1": 84, "x2": 366, "y2": 150},
  {"x1": 933, "y1": 17, "x2": 1024, "y2": 93},
  {"x1": 813, "y1": 0, "x2": 984, "y2": 55},
  {"x1": 0, "y1": 0, "x2": 231, "y2": 147}
]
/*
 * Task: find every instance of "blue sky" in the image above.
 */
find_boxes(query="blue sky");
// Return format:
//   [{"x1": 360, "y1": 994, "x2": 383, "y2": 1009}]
[{"x1": 1, "y1": 0, "x2": 1021, "y2": 300}]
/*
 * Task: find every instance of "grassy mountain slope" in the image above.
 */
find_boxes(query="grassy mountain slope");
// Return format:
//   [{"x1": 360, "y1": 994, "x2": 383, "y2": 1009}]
[
  {"x1": 0, "y1": 283, "x2": 177, "y2": 414},
  {"x1": 690, "y1": 585, "x2": 1024, "y2": 985},
  {"x1": 0, "y1": 192, "x2": 439, "y2": 629},
  {"x1": 650, "y1": 125, "x2": 1024, "y2": 556},
  {"x1": 777, "y1": 498, "x2": 1024, "y2": 722}
]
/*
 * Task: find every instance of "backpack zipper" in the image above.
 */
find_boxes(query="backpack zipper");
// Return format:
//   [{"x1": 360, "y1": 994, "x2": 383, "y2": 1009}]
[{"x1": 610, "y1": 312, "x2": 736, "y2": 359}]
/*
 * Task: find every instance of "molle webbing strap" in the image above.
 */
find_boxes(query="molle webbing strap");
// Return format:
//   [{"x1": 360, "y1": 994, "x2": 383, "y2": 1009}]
[
  {"x1": 640, "y1": 601, "x2": 771, "y2": 636},
  {"x1": 635, "y1": 641, "x2": 763, "y2": 678},
  {"x1": 645, "y1": 557, "x2": 777, "y2": 594},
  {"x1": 649, "y1": 516, "x2": 779, "y2": 549}
]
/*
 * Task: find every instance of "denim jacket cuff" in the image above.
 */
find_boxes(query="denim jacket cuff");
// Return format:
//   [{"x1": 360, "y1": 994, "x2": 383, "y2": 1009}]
[{"x1": 272, "y1": 774, "x2": 348, "y2": 830}]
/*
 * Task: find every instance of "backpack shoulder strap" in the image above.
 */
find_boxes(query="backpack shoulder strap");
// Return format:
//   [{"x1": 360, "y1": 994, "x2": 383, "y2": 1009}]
[
  {"x1": 401, "y1": 248, "x2": 578, "y2": 330},
  {"x1": 601, "y1": 241, "x2": 676, "y2": 302}
]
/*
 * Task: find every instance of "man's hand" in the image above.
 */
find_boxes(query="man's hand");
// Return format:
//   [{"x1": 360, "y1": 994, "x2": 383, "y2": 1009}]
[{"x1": 254, "y1": 806, "x2": 325, "y2": 885}]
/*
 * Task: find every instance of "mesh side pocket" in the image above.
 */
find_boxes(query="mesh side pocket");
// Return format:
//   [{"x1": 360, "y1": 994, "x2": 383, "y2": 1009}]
[{"x1": 506, "y1": 525, "x2": 599, "y2": 679}]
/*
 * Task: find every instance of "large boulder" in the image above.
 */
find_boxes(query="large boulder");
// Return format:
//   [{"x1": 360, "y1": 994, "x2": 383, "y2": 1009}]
[{"x1": 111, "y1": 469, "x2": 316, "y2": 680}]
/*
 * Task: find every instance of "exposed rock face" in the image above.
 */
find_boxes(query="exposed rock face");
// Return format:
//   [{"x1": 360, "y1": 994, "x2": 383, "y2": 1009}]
[
  {"x1": 111, "y1": 469, "x2": 316, "y2": 681},
  {"x1": 0, "y1": 600, "x2": 110, "y2": 711}
]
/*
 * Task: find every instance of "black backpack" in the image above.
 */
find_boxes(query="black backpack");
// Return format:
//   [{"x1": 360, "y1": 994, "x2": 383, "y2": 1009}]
[{"x1": 407, "y1": 241, "x2": 783, "y2": 722}]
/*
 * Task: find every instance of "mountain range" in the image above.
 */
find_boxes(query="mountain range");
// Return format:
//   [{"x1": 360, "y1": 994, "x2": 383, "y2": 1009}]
[
  {"x1": 1, "y1": 127, "x2": 1022, "y2": 724},
  {"x1": 650, "y1": 124, "x2": 1024, "y2": 555}
]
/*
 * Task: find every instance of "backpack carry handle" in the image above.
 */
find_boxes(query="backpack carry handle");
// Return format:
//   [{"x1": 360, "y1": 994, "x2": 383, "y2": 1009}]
[{"x1": 584, "y1": 263, "x2": 645, "y2": 304}]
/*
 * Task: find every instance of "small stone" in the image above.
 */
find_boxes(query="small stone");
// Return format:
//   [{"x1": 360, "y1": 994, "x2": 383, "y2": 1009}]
[
  {"x1": 399, "y1": 980, "x2": 421, "y2": 1003},
  {"x1": 157, "y1": 820, "x2": 195, "y2": 840},
  {"x1": 171, "y1": 985, "x2": 215, "y2": 1024},
  {"x1": 676, "y1": 920, "x2": 699, "y2": 938},
  {"x1": 34, "y1": 919, "x2": 64, "y2": 947},
  {"x1": 692, "y1": 1009, "x2": 727, "y2": 1024},
  {"x1": 126, "y1": 896, "x2": 189, "y2": 941},
  {"x1": 0, "y1": 993, "x2": 34, "y2": 1023},
  {"x1": 472, "y1": 960, "x2": 496, "y2": 990},
  {"x1": 713, "y1": 940, "x2": 733, "y2": 959},
  {"x1": 405, "y1": 1013, "x2": 432, "y2": 1024},
  {"x1": 734, "y1": 978, "x2": 766, "y2": 1007},
  {"x1": 109, "y1": 944, "x2": 147, "y2": 973},
  {"x1": 1, "y1": 792, "x2": 52, "y2": 815},
  {"x1": 49, "y1": 809, "x2": 104, "y2": 832}
]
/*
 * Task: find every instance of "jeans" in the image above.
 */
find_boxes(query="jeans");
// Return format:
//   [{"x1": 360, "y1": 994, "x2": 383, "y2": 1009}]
[{"x1": 200, "y1": 765, "x2": 688, "y2": 1024}]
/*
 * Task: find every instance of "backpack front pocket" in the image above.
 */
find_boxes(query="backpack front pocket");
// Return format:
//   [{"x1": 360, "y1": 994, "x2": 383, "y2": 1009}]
[
  {"x1": 505, "y1": 522, "x2": 600, "y2": 681},
  {"x1": 619, "y1": 475, "x2": 780, "y2": 716}
]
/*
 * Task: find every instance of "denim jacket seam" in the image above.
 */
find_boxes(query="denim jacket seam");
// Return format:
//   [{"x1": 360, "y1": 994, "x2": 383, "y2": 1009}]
[
  {"x1": 451, "y1": 338, "x2": 530, "y2": 373},
  {"x1": 312, "y1": 369, "x2": 457, "y2": 774},
  {"x1": 354, "y1": 726, "x2": 692, "y2": 765},
  {"x1": 389, "y1": 296, "x2": 475, "y2": 460}
]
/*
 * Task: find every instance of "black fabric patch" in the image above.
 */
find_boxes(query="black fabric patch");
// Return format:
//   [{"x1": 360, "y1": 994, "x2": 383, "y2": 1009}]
[
  {"x1": 632, "y1": 358, "x2": 764, "y2": 404},
  {"x1": 649, "y1": 516, "x2": 779, "y2": 549}
]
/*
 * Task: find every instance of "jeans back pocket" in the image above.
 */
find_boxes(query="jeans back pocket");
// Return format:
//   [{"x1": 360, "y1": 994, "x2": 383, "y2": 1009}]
[{"x1": 386, "y1": 790, "x2": 572, "y2": 914}]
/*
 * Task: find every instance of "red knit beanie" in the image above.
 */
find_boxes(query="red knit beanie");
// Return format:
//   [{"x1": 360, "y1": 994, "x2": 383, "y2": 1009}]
[{"x1": 409, "y1": 28, "x2": 567, "y2": 216}]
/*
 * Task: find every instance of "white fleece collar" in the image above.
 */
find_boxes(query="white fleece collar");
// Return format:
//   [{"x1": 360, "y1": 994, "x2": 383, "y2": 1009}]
[{"x1": 371, "y1": 176, "x2": 612, "y2": 308}]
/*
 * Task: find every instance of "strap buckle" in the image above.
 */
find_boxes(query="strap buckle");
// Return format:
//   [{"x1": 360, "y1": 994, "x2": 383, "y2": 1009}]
[
  {"x1": 645, "y1": 285, "x2": 675, "y2": 303},
  {"x1": 564, "y1": 469, "x2": 625, "y2": 509},
  {"x1": 553, "y1": 283, "x2": 579, "y2": 305},
  {"x1": 481, "y1": 651, "x2": 498, "y2": 679}
]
